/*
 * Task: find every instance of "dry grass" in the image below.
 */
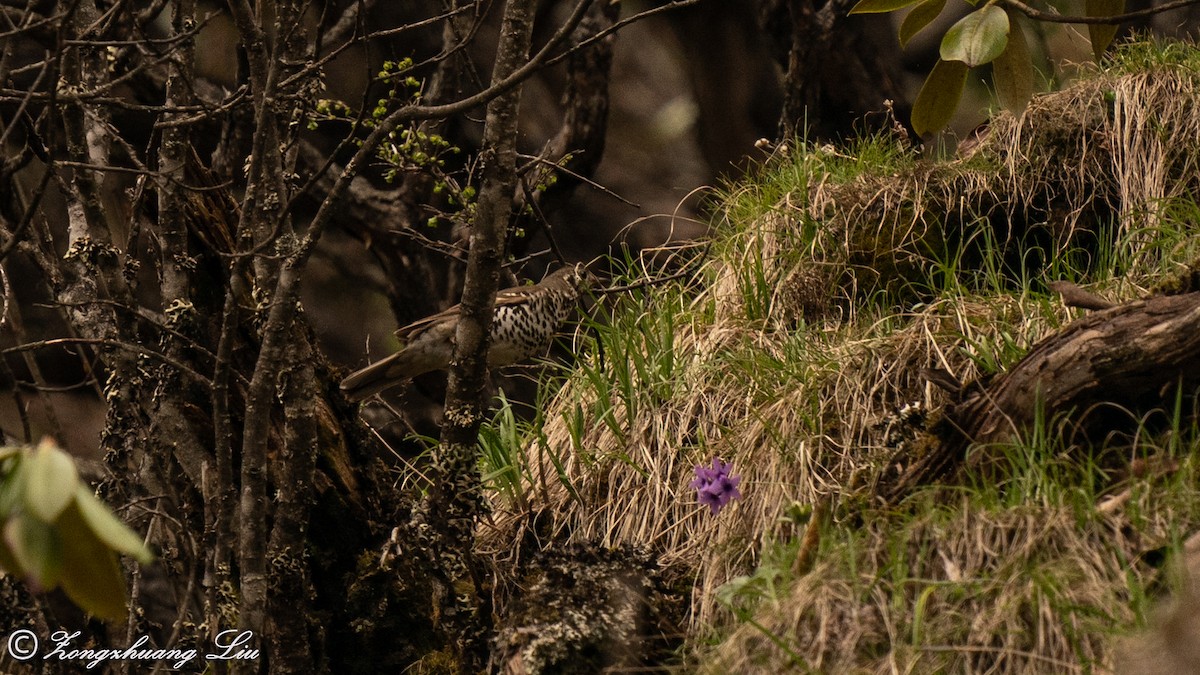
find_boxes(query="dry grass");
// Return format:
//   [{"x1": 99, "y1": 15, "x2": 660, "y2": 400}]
[
  {"x1": 479, "y1": 41, "x2": 1200, "y2": 672},
  {"x1": 748, "y1": 51, "x2": 1200, "y2": 323},
  {"x1": 484, "y1": 287, "x2": 1077, "y2": 625},
  {"x1": 707, "y1": 487, "x2": 1196, "y2": 673}
]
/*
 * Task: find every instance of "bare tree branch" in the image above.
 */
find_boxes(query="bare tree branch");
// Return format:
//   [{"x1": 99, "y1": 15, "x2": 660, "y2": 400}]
[{"x1": 999, "y1": 0, "x2": 1200, "y2": 24}]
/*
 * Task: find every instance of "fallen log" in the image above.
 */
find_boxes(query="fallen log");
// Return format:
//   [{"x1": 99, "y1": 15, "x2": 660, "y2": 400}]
[{"x1": 881, "y1": 290, "x2": 1200, "y2": 502}]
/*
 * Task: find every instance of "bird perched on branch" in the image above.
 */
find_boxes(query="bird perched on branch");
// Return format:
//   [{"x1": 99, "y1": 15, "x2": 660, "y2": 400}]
[{"x1": 340, "y1": 263, "x2": 591, "y2": 401}]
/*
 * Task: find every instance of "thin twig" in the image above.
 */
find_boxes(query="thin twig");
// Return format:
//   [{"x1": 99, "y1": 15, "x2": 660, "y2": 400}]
[
  {"x1": 1, "y1": 338, "x2": 213, "y2": 386},
  {"x1": 999, "y1": 0, "x2": 1200, "y2": 24},
  {"x1": 519, "y1": 153, "x2": 639, "y2": 207}
]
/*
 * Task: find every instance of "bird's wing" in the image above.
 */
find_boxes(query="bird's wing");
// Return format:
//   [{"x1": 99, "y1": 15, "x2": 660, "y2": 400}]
[
  {"x1": 393, "y1": 282, "x2": 534, "y2": 342},
  {"x1": 494, "y1": 286, "x2": 535, "y2": 304},
  {"x1": 394, "y1": 304, "x2": 459, "y2": 342}
]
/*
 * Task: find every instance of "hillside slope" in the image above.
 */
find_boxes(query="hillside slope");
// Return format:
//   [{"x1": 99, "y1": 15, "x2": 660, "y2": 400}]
[{"x1": 481, "y1": 41, "x2": 1200, "y2": 673}]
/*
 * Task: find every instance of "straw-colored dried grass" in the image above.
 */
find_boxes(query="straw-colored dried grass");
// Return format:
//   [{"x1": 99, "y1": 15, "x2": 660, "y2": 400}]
[
  {"x1": 707, "y1": 495, "x2": 1182, "y2": 673},
  {"x1": 760, "y1": 57, "x2": 1200, "y2": 323}
]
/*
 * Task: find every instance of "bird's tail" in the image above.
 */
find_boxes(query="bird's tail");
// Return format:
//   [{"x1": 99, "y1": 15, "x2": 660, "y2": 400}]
[{"x1": 340, "y1": 352, "x2": 415, "y2": 401}]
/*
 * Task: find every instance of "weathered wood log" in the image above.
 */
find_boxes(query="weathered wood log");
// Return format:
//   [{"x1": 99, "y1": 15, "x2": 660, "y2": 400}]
[
  {"x1": 882, "y1": 291, "x2": 1200, "y2": 502},
  {"x1": 1047, "y1": 280, "x2": 1115, "y2": 311}
]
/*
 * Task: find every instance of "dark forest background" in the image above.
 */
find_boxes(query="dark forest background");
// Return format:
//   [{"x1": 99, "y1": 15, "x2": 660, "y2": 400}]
[{"x1": 2, "y1": 0, "x2": 1200, "y2": 672}]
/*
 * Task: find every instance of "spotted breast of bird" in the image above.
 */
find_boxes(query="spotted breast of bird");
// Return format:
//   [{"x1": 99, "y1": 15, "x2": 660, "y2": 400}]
[{"x1": 340, "y1": 263, "x2": 591, "y2": 401}]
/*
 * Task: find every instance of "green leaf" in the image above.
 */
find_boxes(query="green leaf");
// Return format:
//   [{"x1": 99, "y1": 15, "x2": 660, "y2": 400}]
[
  {"x1": 1086, "y1": 0, "x2": 1125, "y2": 62},
  {"x1": 56, "y1": 500, "x2": 128, "y2": 621},
  {"x1": 73, "y1": 487, "x2": 154, "y2": 564},
  {"x1": 3, "y1": 514, "x2": 62, "y2": 589},
  {"x1": 0, "y1": 456, "x2": 26, "y2": 519},
  {"x1": 993, "y1": 17, "x2": 1035, "y2": 113},
  {"x1": 912, "y1": 59, "x2": 970, "y2": 136},
  {"x1": 900, "y1": 0, "x2": 948, "y2": 48},
  {"x1": 22, "y1": 439, "x2": 79, "y2": 523},
  {"x1": 849, "y1": 0, "x2": 924, "y2": 14},
  {"x1": 941, "y1": 6, "x2": 1010, "y2": 67}
]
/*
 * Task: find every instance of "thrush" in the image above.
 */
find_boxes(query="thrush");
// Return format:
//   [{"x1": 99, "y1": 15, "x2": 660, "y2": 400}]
[{"x1": 340, "y1": 263, "x2": 591, "y2": 401}]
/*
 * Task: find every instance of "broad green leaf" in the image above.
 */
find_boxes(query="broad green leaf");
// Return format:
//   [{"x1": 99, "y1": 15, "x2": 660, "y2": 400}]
[
  {"x1": 993, "y1": 18, "x2": 1035, "y2": 113},
  {"x1": 850, "y1": 0, "x2": 924, "y2": 14},
  {"x1": 912, "y1": 59, "x2": 969, "y2": 136},
  {"x1": 3, "y1": 514, "x2": 62, "y2": 589},
  {"x1": 900, "y1": 0, "x2": 948, "y2": 48},
  {"x1": 941, "y1": 6, "x2": 1010, "y2": 67},
  {"x1": 57, "y1": 500, "x2": 128, "y2": 621},
  {"x1": 1086, "y1": 0, "x2": 1125, "y2": 62},
  {"x1": 23, "y1": 439, "x2": 79, "y2": 523},
  {"x1": 0, "y1": 457, "x2": 26, "y2": 519},
  {"x1": 73, "y1": 487, "x2": 153, "y2": 563}
]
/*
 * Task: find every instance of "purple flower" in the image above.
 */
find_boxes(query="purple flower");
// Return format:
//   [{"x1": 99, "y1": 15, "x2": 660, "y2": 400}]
[{"x1": 690, "y1": 458, "x2": 742, "y2": 515}]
